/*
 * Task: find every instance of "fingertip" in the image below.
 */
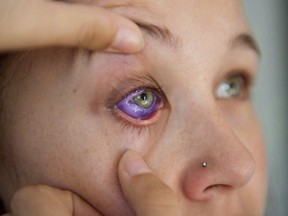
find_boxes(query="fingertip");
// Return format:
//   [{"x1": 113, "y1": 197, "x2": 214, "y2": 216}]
[
  {"x1": 74, "y1": 5, "x2": 145, "y2": 53},
  {"x1": 119, "y1": 150, "x2": 151, "y2": 177},
  {"x1": 39, "y1": 2, "x2": 144, "y2": 53},
  {"x1": 106, "y1": 27, "x2": 145, "y2": 53},
  {"x1": 104, "y1": 13, "x2": 145, "y2": 53}
]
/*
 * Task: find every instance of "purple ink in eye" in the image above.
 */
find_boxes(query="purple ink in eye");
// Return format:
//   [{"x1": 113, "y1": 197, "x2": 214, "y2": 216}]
[{"x1": 116, "y1": 89, "x2": 160, "y2": 120}]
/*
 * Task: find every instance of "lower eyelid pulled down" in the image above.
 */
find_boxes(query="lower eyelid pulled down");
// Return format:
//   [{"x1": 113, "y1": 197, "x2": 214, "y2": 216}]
[
  {"x1": 116, "y1": 89, "x2": 162, "y2": 119},
  {"x1": 112, "y1": 100, "x2": 164, "y2": 135},
  {"x1": 110, "y1": 86, "x2": 165, "y2": 130},
  {"x1": 113, "y1": 105, "x2": 162, "y2": 128}
]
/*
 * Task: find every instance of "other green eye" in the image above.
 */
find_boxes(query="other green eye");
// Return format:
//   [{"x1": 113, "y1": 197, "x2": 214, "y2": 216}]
[{"x1": 216, "y1": 75, "x2": 246, "y2": 99}]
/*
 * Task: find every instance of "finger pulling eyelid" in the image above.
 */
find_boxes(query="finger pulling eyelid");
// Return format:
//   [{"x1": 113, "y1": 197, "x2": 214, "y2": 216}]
[{"x1": 96, "y1": 0, "x2": 183, "y2": 52}]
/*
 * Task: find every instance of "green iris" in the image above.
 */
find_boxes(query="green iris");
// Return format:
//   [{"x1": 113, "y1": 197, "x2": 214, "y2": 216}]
[
  {"x1": 224, "y1": 76, "x2": 243, "y2": 97},
  {"x1": 133, "y1": 90, "x2": 155, "y2": 109},
  {"x1": 217, "y1": 75, "x2": 246, "y2": 99}
]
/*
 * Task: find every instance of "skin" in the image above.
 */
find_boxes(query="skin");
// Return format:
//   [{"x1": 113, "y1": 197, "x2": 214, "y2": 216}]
[{"x1": 0, "y1": 0, "x2": 267, "y2": 215}]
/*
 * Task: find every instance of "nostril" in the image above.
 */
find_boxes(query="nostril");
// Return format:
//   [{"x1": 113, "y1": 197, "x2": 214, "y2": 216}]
[
  {"x1": 204, "y1": 184, "x2": 233, "y2": 193},
  {"x1": 183, "y1": 181, "x2": 234, "y2": 201}
]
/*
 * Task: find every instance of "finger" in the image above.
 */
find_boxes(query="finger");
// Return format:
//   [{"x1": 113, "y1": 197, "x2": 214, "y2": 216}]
[
  {"x1": 0, "y1": 0, "x2": 144, "y2": 53},
  {"x1": 9, "y1": 185, "x2": 102, "y2": 216},
  {"x1": 118, "y1": 150, "x2": 181, "y2": 216},
  {"x1": 71, "y1": 193, "x2": 104, "y2": 216}
]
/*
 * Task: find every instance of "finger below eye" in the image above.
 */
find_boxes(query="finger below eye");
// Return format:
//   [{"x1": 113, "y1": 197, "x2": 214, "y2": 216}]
[{"x1": 118, "y1": 150, "x2": 181, "y2": 216}]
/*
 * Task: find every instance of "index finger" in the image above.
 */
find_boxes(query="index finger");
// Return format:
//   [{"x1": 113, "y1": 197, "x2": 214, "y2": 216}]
[{"x1": 0, "y1": 0, "x2": 144, "y2": 52}]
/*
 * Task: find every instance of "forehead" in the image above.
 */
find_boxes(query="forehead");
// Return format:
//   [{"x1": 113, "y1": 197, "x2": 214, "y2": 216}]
[
  {"x1": 66, "y1": 0, "x2": 256, "y2": 58},
  {"x1": 99, "y1": 0, "x2": 246, "y2": 21},
  {"x1": 100, "y1": 0, "x2": 249, "y2": 40},
  {"x1": 69, "y1": 0, "x2": 248, "y2": 36},
  {"x1": 76, "y1": 0, "x2": 245, "y2": 21}
]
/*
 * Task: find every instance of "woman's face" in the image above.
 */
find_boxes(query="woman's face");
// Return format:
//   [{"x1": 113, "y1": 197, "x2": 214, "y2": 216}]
[{"x1": 1, "y1": 0, "x2": 267, "y2": 215}]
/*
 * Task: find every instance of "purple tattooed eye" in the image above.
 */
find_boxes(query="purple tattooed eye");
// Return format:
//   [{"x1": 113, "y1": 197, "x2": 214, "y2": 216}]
[{"x1": 116, "y1": 89, "x2": 161, "y2": 120}]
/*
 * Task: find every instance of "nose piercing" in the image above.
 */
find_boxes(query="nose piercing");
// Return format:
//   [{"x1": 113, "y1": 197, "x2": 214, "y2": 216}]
[{"x1": 202, "y1": 162, "x2": 207, "y2": 168}]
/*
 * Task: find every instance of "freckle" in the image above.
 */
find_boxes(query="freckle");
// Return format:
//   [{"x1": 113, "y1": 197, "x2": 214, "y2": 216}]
[{"x1": 73, "y1": 88, "x2": 77, "y2": 93}]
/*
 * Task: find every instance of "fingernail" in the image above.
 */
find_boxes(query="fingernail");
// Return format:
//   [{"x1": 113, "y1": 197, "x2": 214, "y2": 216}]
[
  {"x1": 110, "y1": 27, "x2": 144, "y2": 53},
  {"x1": 124, "y1": 151, "x2": 151, "y2": 176}
]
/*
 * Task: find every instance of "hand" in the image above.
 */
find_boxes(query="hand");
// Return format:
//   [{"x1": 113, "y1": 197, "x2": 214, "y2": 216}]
[
  {"x1": 118, "y1": 150, "x2": 181, "y2": 216},
  {"x1": 3, "y1": 150, "x2": 180, "y2": 216},
  {"x1": 0, "y1": 0, "x2": 144, "y2": 53},
  {"x1": 2, "y1": 185, "x2": 103, "y2": 216}
]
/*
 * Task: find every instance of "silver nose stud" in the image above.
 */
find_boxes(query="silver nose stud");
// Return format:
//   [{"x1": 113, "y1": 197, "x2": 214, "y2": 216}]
[{"x1": 202, "y1": 162, "x2": 207, "y2": 168}]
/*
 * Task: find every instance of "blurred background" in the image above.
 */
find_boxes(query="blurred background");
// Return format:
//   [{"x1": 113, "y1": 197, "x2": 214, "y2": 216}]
[{"x1": 243, "y1": 1, "x2": 288, "y2": 215}]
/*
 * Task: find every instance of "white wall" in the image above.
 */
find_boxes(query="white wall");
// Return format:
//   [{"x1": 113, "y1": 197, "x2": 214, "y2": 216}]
[{"x1": 243, "y1": 1, "x2": 288, "y2": 215}]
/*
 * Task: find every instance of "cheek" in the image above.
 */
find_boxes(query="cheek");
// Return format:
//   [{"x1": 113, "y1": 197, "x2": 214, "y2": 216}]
[
  {"x1": 220, "y1": 102, "x2": 267, "y2": 168},
  {"x1": 240, "y1": 126, "x2": 267, "y2": 215},
  {"x1": 222, "y1": 103, "x2": 268, "y2": 211},
  {"x1": 6, "y1": 95, "x2": 155, "y2": 215},
  {"x1": 242, "y1": 121, "x2": 267, "y2": 213}
]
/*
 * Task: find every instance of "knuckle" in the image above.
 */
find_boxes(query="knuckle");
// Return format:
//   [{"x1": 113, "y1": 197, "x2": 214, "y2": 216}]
[{"x1": 75, "y1": 22, "x2": 97, "y2": 47}]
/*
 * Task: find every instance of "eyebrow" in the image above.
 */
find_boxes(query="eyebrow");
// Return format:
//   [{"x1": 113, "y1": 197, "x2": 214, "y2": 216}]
[
  {"x1": 136, "y1": 21, "x2": 260, "y2": 57},
  {"x1": 231, "y1": 33, "x2": 261, "y2": 57},
  {"x1": 135, "y1": 22, "x2": 183, "y2": 52}
]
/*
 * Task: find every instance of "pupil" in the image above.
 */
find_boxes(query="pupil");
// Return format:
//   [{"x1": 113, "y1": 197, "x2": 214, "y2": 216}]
[
  {"x1": 230, "y1": 82, "x2": 236, "y2": 89},
  {"x1": 132, "y1": 90, "x2": 155, "y2": 109},
  {"x1": 140, "y1": 93, "x2": 148, "y2": 101}
]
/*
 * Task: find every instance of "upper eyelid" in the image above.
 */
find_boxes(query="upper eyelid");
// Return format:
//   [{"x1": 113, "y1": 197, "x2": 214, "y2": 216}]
[
  {"x1": 215, "y1": 69, "x2": 255, "y2": 90},
  {"x1": 227, "y1": 70, "x2": 254, "y2": 88},
  {"x1": 105, "y1": 75, "x2": 167, "y2": 109}
]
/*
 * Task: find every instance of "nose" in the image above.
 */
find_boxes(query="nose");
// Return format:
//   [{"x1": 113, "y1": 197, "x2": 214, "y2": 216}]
[{"x1": 178, "y1": 108, "x2": 256, "y2": 201}]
